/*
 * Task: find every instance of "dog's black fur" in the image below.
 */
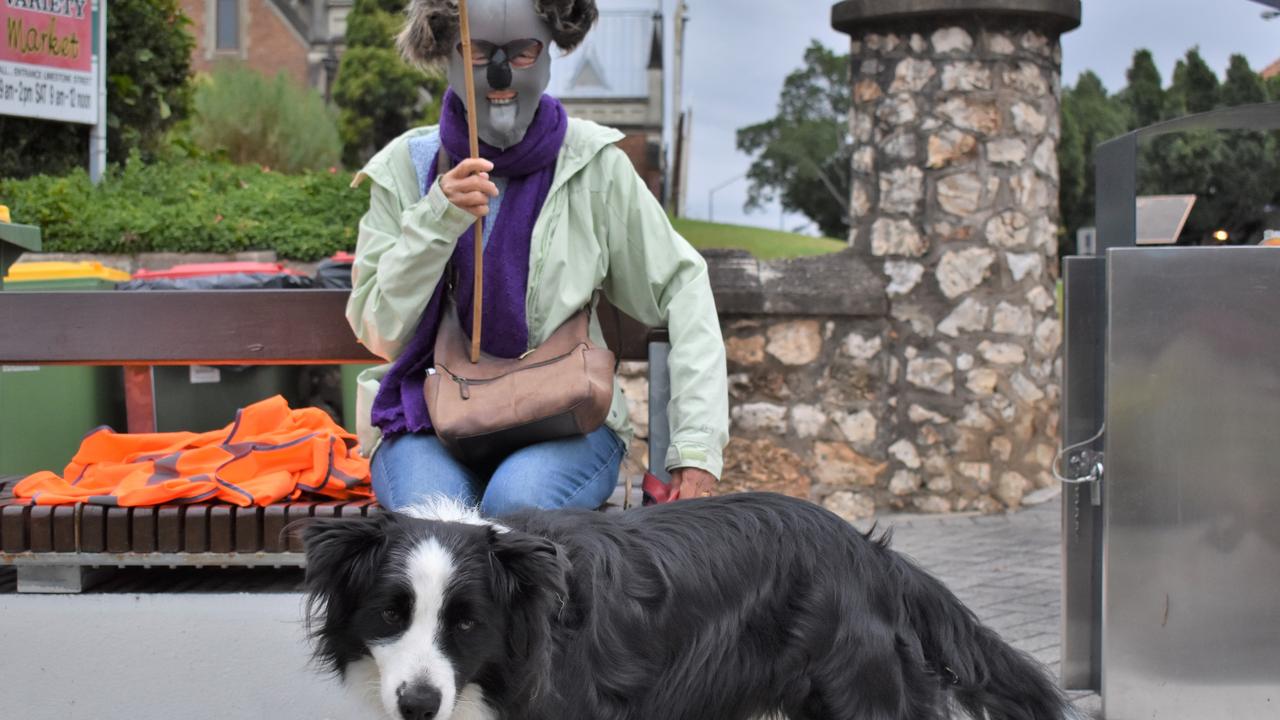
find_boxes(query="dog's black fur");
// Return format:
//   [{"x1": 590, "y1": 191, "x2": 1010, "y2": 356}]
[{"x1": 304, "y1": 493, "x2": 1071, "y2": 720}]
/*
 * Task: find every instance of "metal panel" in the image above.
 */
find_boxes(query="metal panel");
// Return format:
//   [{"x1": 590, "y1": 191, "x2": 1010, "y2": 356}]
[
  {"x1": 1094, "y1": 102, "x2": 1280, "y2": 253},
  {"x1": 1104, "y1": 246, "x2": 1280, "y2": 718},
  {"x1": 1060, "y1": 256, "x2": 1105, "y2": 691},
  {"x1": 647, "y1": 340, "x2": 672, "y2": 483}
]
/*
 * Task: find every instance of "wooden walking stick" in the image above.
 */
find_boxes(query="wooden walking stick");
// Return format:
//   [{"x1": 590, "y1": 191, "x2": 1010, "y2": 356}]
[{"x1": 458, "y1": 0, "x2": 484, "y2": 363}]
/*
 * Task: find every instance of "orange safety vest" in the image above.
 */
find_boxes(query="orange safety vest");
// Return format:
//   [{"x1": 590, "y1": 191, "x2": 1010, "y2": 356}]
[{"x1": 15, "y1": 396, "x2": 372, "y2": 507}]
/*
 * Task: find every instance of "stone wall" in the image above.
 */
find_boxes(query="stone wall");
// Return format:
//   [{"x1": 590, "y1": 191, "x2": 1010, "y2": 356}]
[{"x1": 616, "y1": 247, "x2": 1064, "y2": 520}]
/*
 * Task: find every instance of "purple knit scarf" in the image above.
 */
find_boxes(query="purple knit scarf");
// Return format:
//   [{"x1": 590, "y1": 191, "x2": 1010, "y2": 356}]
[{"x1": 370, "y1": 89, "x2": 568, "y2": 436}]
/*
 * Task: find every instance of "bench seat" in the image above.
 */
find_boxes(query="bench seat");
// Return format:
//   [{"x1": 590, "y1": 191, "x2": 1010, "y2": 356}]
[{"x1": 0, "y1": 289, "x2": 666, "y2": 592}]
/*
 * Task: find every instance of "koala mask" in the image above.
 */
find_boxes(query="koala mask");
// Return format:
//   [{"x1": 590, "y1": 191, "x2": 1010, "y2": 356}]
[{"x1": 447, "y1": 0, "x2": 555, "y2": 149}]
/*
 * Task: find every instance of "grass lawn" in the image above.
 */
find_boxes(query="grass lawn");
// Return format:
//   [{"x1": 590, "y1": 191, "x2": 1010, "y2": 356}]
[{"x1": 671, "y1": 216, "x2": 846, "y2": 260}]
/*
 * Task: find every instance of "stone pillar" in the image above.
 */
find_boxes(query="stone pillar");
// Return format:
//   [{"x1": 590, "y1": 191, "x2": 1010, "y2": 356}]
[{"x1": 831, "y1": 0, "x2": 1080, "y2": 512}]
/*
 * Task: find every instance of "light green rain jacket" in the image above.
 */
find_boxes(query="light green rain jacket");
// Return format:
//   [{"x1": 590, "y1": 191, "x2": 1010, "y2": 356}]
[{"x1": 346, "y1": 117, "x2": 730, "y2": 478}]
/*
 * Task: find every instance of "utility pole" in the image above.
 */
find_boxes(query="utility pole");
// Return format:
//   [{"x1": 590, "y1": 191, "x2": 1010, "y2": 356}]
[
  {"x1": 669, "y1": 1, "x2": 690, "y2": 217},
  {"x1": 88, "y1": 0, "x2": 107, "y2": 184}
]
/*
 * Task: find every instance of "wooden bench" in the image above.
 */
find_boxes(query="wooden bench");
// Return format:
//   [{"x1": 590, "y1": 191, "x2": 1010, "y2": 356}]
[{"x1": 0, "y1": 289, "x2": 670, "y2": 592}]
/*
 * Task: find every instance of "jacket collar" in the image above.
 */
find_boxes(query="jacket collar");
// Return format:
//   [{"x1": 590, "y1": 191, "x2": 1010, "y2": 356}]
[{"x1": 354, "y1": 117, "x2": 624, "y2": 198}]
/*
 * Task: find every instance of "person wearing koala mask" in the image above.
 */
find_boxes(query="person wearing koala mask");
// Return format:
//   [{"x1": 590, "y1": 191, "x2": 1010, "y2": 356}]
[{"x1": 346, "y1": 0, "x2": 728, "y2": 516}]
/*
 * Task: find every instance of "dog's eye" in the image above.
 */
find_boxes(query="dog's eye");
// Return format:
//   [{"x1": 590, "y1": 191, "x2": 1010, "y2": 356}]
[
  {"x1": 456, "y1": 619, "x2": 476, "y2": 632},
  {"x1": 380, "y1": 608, "x2": 403, "y2": 626}
]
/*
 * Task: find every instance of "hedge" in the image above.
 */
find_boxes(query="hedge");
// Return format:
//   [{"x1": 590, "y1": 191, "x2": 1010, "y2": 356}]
[{"x1": 0, "y1": 158, "x2": 369, "y2": 261}]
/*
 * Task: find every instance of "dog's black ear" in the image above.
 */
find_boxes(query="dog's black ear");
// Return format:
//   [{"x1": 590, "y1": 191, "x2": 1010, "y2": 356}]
[
  {"x1": 302, "y1": 515, "x2": 388, "y2": 593},
  {"x1": 488, "y1": 527, "x2": 571, "y2": 702},
  {"x1": 302, "y1": 515, "x2": 390, "y2": 671},
  {"x1": 488, "y1": 527, "x2": 570, "y2": 602}
]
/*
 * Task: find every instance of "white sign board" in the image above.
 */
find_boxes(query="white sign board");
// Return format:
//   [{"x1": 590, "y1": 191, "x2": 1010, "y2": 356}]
[{"x1": 0, "y1": 0, "x2": 99, "y2": 125}]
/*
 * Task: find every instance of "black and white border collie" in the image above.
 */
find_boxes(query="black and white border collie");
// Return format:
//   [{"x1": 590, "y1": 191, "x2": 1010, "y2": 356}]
[{"x1": 302, "y1": 493, "x2": 1074, "y2": 720}]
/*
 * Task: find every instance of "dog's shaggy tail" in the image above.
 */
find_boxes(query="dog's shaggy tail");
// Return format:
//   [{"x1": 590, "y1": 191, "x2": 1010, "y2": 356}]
[{"x1": 891, "y1": 552, "x2": 1072, "y2": 720}]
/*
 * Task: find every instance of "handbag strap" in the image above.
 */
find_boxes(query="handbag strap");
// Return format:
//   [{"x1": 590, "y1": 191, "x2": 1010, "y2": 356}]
[{"x1": 438, "y1": 146, "x2": 610, "y2": 368}]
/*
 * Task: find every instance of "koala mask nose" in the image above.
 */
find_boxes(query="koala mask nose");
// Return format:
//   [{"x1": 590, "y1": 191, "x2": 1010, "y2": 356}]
[{"x1": 487, "y1": 48, "x2": 513, "y2": 89}]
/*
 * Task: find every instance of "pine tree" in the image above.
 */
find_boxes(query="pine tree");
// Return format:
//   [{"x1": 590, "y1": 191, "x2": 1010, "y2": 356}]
[
  {"x1": 1221, "y1": 54, "x2": 1267, "y2": 107},
  {"x1": 1059, "y1": 72, "x2": 1129, "y2": 238},
  {"x1": 334, "y1": 0, "x2": 445, "y2": 166},
  {"x1": 1180, "y1": 48, "x2": 1220, "y2": 114},
  {"x1": 1122, "y1": 49, "x2": 1165, "y2": 127}
]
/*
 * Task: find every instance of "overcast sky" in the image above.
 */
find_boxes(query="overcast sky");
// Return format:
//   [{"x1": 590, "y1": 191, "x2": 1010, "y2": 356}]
[{"x1": 670, "y1": 0, "x2": 1280, "y2": 235}]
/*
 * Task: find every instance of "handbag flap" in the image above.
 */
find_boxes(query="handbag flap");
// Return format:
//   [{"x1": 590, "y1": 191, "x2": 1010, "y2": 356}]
[{"x1": 434, "y1": 305, "x2": 593, "y2": 382}]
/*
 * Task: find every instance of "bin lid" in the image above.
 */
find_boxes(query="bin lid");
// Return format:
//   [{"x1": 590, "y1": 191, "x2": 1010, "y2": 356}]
[
  {"x1": 133, "y1": 262, "x2": 304, "y2": 279},
  {"x1": 3, "y1": 260, "x2": 131, "y2": 284}
]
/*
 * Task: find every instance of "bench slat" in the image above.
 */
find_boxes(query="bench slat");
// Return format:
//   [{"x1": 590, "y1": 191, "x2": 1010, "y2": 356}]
[
  {"x1": 1, "y1": 505, "x2": 28, "y2": 552},
  {"x1": 262, "y1": 505, "x2": 289, "y2": 553},
  {"x1": 106, "y1": 507, "x2": 132, "y2": 553},
  {"x1": 0, "y1": 290, "x2": 658, "y2": 364},
  {"x1": 285, "y1": 502, "x2": 316, "y2": 553},
  {"x1": 132, "y1": 507, "x2": 158, "y2": 553},
  {"x1": 157, "y1": 507, "x2": 183, "y2": 553},
  {"x1": 52, "y1": 506, "x2": 77, "y2": 552},
  {"x1": 235, "y1": 507, "x2": 263, "y2": 553},
  {"x1": 79, "y1": 506, "x2": 106, "y2": 553},
  {"x1": 28, "y1": 506, "x2": 54, "y2": 553},
  {"x1": 0, "y1": 290, "x2": 376, "y2": 365},
  {"x1": 208, "y1": 506, "x2": 234, "y2": 554},
  {"x1": 183, "y1": 505, "x2": 210, "y2": 553}
]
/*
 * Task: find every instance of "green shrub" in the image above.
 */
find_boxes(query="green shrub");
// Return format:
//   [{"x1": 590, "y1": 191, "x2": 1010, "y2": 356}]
[
  {"x1": 190, "y1": 64, "x2": 342, "y2": 173},
  {"x1": 0, "y1": 158, "x2": 367, "y2": 261},
  {"x1": 0, "y1": 0, "x2": 194, "y2": 179},
  {"x1": 335, "y1": 0, "x2": 445, "y2": 166}
]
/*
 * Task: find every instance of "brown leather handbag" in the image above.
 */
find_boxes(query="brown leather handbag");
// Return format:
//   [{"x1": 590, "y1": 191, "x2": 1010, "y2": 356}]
[{"x1": 424, "y1": 303, "x2": 616, "y2": 465}]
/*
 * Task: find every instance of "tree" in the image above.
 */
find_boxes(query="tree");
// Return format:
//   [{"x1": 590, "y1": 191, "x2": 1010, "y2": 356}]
[
  {"x1": 1058, "y1": 72, "x2": 1128, "y2": 240},
  {"x1": 334, "y1": 0, "x2": 445, "y2": 166},
  {"x1": 1221, "y1": 54, "x2": 1267, "y2": 107},
  {"x1": 1120, "y1": 50, "x2": 1164, "y2": 128},
  {"x1": 1061, "y1": 47, "x2": 1280, "y2": 248},
  {"x1": 1170, "y1": 47, "x2": 1220, "y2": 115},
  {"x1": 736, "y1": 41, "x2": 851, "y2": 239},
  {"x1": 0, "y1": 0, "x2": 194, "y2": 178}
]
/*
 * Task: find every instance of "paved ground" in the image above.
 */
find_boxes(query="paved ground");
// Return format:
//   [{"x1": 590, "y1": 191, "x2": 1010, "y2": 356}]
[{"x1": 867, "y1": 490, "x2": 1102, "y2": 718}]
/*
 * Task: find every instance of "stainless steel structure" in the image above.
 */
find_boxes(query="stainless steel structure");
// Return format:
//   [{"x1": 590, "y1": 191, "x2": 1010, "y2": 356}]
[
  {"x1": 1061, "y1": 103, "x2": 1280, "y2": 717},
  {"x1": 1060, "y1": 256, "x2": 1105, "y2": 691},
  {"x1": 1104, "y1": 247, "x2": 1280, "y2": 717}
]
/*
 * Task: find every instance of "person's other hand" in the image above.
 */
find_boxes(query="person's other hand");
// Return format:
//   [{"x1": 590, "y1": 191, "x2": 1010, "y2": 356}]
[
  {"x1": 671, "y1": 467, "x2": 717, "y2": 501},
  {"x1": 440, "y1": 158, "x2": 499, "y2": 219}
]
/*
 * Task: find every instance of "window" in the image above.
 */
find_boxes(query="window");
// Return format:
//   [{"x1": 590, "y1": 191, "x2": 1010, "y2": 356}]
[{"x1": 215, "y1": 0, "x2": 240, "y2": 51}]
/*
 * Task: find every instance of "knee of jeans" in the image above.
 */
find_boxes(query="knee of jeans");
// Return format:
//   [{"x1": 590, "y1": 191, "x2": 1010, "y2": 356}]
[
  {"x1": 370, "y1": 451, "x2": 399, "y2": 509},
  {"x1": 480, "y1": 480, "x2": 543, "y2": 517}
]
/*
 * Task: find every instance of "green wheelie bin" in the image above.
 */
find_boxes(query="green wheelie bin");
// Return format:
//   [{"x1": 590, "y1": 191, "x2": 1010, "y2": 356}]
[{"x1": 0, "y1": 261, "x2": 130, "y2": 477}]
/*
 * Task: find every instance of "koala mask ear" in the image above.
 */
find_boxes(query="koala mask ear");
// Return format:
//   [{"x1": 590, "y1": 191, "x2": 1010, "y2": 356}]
[{"x1": 398, "y1": 0, "x2": 463, "y2": 68}]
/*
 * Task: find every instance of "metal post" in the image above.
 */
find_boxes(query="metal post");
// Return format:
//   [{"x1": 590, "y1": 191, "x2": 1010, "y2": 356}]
[
  {"x1": 88, "y1": 0, "x2": 108, "y2": 184},
  {"x1": 647, "y1": 339, "x2": 672, "y2": 485}
]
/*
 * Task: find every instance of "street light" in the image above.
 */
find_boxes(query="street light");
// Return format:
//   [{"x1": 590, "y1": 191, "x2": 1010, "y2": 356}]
[{"x1": 708, "y1": 173, "x2": 746, "y2": 224}]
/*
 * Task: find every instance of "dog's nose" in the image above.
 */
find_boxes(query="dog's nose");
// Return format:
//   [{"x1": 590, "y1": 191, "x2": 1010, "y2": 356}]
[{"x1": 397, "y1": 682, "x2": 442, "y2": 720}]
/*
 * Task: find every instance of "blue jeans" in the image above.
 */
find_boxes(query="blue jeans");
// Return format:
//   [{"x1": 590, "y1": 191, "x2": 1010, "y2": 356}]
[{"x1": 370, "y1": 426, "x2": 626, "y2": 517}]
